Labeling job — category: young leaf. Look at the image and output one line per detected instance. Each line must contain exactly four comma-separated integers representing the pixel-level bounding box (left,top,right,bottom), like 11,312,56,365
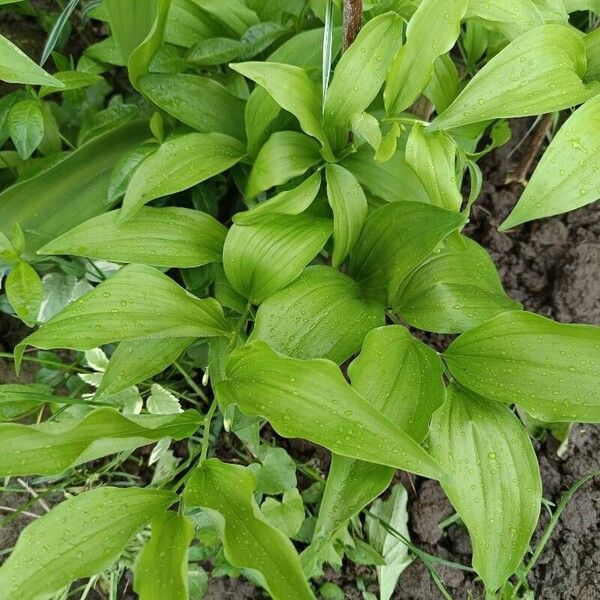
0,487,176,600
430,24,595,131
39,207,227,268
393,236,522,333
16,264,230,369
0,408,201,476
216,341,445,480
500,95,600,229
223,213,332,304
5,261,43,327
350,201,466,303
252,266,385,363
384,0,468,115
261,488,305,538
444,311,600,422
134,512,195,600
429,385,542,592
325,164,368,267
121,132,246,221
8,99,44,160
184,459,316,600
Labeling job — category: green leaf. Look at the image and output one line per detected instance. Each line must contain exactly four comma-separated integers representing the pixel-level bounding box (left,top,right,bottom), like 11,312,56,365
139,73,246,139
16,264,230,370
187,37,244,66
262,488,305,538
405,123,462,211
424,54,460,115
6,261,42,327
8,99,44,160
252,265,385,363
108,142,158,203
384,0,468,115
121,132,246,221
38,70,102,98
350,201,466,303
0,34,63,87
184,459,316,600
248,445,297,495
0,407,201,476
134,512,195,600
584,28,600,82
0,487,176,600
324,13,402,128
216,341,445,480
393,236,522,333
0,383,53,420
191,0,259,36
431,24,595,131
147,384,183,414
429,384,542,592
325,164,368,267
444,310,600,422
39,207,226,268
223,213,332,304
500,94,600,229
246,131,322,199
464,0,544,41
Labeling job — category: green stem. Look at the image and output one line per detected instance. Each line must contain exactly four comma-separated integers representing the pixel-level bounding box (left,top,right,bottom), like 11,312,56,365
199,399,218,464
0,352,86,373
173,361,210,405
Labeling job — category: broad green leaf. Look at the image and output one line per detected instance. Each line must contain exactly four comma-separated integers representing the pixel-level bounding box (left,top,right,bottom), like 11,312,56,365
0,487,176,600
584,27,600,82
325,164,368,267
223,213,332,304
0,120,149,260
6,261,42,327
38,273,92,323
252,266,385,363
39,207,226,268
246,131,322,199
97,338,194,398
405,123,462,211
187,37,244,65
324,13,402,128
429,384,541,592
563,0,600,10
0,383,53,420
393,236,522,333
465,0,544,40
134,512,195,600
350,201,466,303
38,70,102,98
165,0,225,48
121,132,246,221
8,99,44,160
108,142,158,203
234,171,322,225
184,459,315,600
0,34,63,87
431,25,595,131
261,488,305,538
190,0,259,36
139,73,245,139
424,54,460,114
0,407,201,476
444,311,600,422
500,95,600,229
216,341,445,480
350,112,382,154
16,264,230,369
384,0,468,115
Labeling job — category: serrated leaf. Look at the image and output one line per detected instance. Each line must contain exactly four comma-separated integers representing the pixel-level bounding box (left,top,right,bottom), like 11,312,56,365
444,310,600,422
0,487,176,600
184,459,315,600
429,384,542,592
85,347,109,372
39,207,226,268
147,383,183,414
6,261,43,327
8,99,44,160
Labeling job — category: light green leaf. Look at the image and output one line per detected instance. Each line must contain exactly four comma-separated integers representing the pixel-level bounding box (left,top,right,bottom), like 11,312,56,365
444,310,600,422
6,261,43,327
500,95,600,230
252,265,385,363
0,487,176,600
165,0,224,48
464,0,544,40
191,0,259,36
350,112,382,153
39,207,226,268
139,73,246,139
223,212,332,304
350,201,466,303
108,142,158,203
431,24,595,131
261,488,305,538
0,34,63,87
147,383,183,414
325,164,368,267
246,131,322,199
184,459,315,600
585,27,600,83
424,54,460,114
8,99,44,160
134,512,195,600
39,70,102,98
38,273,92,323
187,37,244,65
216,341,445,480
16,264,230,369
429,384,542,592
121,132,246,221
393,236,522,333
384,0,468,115
0,383,52,420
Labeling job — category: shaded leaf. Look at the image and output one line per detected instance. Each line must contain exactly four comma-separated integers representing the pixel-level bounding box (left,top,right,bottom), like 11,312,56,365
0,383,53,420
262,488,305,538
248,445,297,495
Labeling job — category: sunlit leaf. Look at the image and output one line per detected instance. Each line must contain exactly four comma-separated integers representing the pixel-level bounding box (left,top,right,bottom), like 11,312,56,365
0,34,63,86
8,99,44,160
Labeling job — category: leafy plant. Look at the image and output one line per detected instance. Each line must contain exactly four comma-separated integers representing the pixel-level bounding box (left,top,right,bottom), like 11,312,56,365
0,0,599,599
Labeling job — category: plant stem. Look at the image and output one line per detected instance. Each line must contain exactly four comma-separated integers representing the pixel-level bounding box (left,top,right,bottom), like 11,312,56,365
173,361,210,405
343,0,363,50
199,399,218,464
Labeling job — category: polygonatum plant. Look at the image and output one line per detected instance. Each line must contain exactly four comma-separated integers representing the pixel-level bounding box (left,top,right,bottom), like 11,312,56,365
0,0,599,598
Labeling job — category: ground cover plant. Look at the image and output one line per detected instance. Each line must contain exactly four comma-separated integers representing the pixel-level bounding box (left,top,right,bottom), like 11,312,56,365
0,0,600,598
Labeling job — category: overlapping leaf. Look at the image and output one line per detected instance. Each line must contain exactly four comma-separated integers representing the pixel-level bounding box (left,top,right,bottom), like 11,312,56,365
0,34,63,86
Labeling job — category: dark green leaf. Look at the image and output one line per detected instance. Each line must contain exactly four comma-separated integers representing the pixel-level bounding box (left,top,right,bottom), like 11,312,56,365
8,99,44,160
6,261,42,327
